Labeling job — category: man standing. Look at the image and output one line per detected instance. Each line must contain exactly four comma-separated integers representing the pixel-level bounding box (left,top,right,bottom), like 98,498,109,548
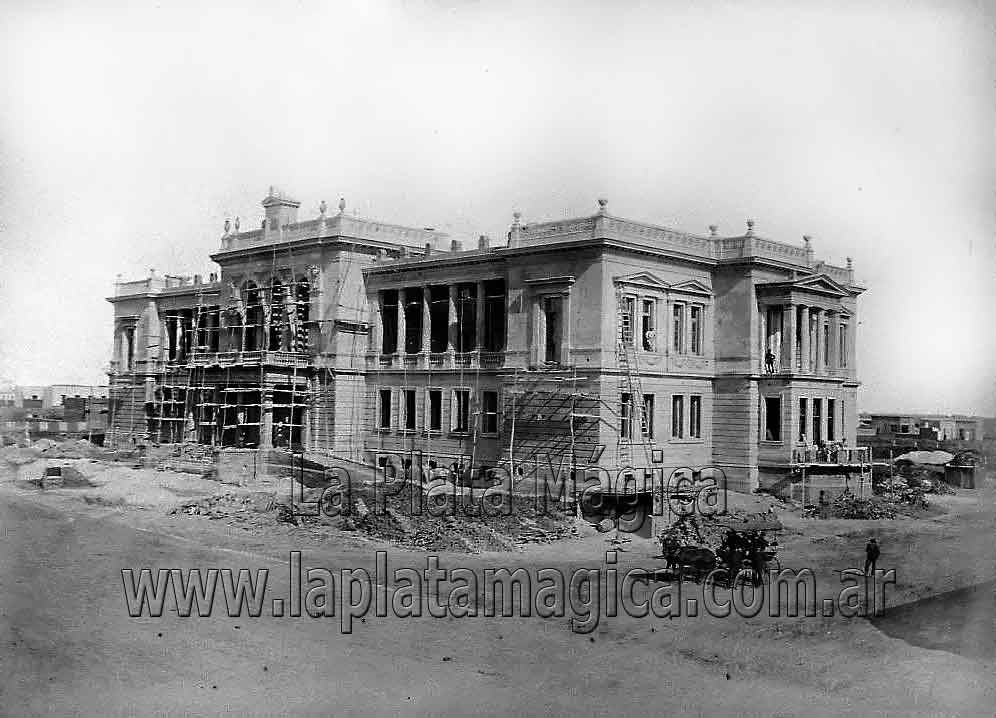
865,537,880,575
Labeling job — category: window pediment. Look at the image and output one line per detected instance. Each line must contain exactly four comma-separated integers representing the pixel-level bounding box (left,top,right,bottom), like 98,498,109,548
670,279,713,298
614,272,670,292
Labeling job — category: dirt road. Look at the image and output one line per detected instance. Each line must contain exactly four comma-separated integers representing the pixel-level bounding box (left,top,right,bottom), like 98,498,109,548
1,483,994,716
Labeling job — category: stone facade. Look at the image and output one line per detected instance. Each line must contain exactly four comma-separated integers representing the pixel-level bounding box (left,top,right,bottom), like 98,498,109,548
107,188,865,492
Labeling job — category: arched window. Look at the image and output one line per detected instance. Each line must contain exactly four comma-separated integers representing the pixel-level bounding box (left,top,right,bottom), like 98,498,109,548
294,276,310,352
269,278,286,351
243,282,262,351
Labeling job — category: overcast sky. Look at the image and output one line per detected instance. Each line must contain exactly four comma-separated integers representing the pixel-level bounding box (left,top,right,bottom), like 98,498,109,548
1,0,993,415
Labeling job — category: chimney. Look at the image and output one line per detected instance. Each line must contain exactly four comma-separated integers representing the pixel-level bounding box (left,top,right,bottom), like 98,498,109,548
193,274,202,285
261,186,301,233
803,236,814,267
708,224,718,237
478,234,489,250
508,211,522,248
424,242,433,256
745,219,755,237
451,239,463,252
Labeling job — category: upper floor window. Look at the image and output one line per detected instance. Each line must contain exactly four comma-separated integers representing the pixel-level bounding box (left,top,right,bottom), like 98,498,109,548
839,323,848,368
543,296,563,364
620,296,635,346
672,304,685,354
641,300,657,351
690,305,702,355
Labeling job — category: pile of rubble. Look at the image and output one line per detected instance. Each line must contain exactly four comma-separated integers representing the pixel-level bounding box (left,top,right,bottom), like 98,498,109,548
169,491,274,518
346,485,577,552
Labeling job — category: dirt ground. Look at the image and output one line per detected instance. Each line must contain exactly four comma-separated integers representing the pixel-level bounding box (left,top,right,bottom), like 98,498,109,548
2,440,995,716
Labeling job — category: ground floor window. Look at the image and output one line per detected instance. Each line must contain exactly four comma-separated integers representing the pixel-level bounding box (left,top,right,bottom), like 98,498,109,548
689,395,702,439
481,391,499,434
671,395,684,439
402,389,416,431
620,392,633,439
764,396,781,441
642,394,654,438
827,398,836,441
378,389,391,430
799,398,808,443
452,389,470,432
427,389,442,431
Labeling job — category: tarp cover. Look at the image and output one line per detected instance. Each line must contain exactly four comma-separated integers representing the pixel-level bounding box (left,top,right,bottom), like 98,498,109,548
893,450,955,466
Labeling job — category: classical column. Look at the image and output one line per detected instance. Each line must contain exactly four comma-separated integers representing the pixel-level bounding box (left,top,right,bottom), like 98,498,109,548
475,281,486,352
447,284,458,353
396,288,407,354
531,294,543,366
799,306,811,374
421,285,432,354
758,304,768,374
813,309,824,375
173,316,183,362
260,389,273,449
372,291,384,354
847,320,857,373
561,290,572,364
781,303,796,372
828,311,840,372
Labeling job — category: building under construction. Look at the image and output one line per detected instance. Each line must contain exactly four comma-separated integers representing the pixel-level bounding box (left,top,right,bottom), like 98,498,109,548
107,187,869,495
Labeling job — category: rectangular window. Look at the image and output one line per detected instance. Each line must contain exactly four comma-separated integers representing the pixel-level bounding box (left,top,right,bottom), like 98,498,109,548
641,299,656,351
620,392,633,440
827,399,836,441
823,324,830,367
402,389,416,431
428,389,442,432
482,391,499,434
799,398,808,442
381,290,398,354
543,296,563,364
378,389,391,430
671,395,684,439
690,305,702,355
621,296,635,346
453,389,470,433
764,397,781,441
672,304,685,354
813,398,823,444
839,324,848,367
689,395,702,439
641,394,654,438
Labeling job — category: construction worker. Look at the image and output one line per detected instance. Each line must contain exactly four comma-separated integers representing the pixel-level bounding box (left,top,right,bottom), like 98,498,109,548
864,538,880,575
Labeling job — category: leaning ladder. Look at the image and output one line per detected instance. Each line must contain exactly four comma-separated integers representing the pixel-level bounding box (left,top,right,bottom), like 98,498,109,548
615,288,652,469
